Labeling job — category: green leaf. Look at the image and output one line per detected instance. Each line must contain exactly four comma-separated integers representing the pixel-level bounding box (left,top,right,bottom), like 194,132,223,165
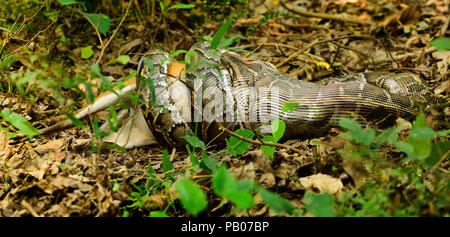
92,116,108,138
338,118,362,131
226,129,254,157
218,35,242,49
211,19,233,50
304,191,335,217
107,105,118,132
175,178,207,216
236,180,254,192
82,13,111,36
167,4,195,11
426,141,450,168
258,186,293,214
272,119,286,142
1,110,41,139
409,127,436,140
115,55,130,65
0,55,20,69
429,37,450,51
412,112,428,128
375,126,400,145
81,46,94,59
184,50,198,65
57,0,79,5
182,135,205,149
359,128,376,146
212,165,237,198
213,166,254,209
436,129,450,137
149,211,169,217
159,1,165,12
261,135,276,158
59,32,66,44
227,190,254,210
112,182,120,192
162,149,175,181
338,118,375,146
147,162,155,177
200,151,218,172
394,141,414,156
66,113,86,128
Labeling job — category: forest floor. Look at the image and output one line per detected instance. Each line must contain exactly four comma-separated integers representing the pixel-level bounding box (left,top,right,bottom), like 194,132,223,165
0,0,449,217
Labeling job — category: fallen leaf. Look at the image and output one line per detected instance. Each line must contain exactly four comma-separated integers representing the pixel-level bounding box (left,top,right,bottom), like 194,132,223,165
342,157,368,188
259,173,276,188
299,173,344,194
34,139,65,155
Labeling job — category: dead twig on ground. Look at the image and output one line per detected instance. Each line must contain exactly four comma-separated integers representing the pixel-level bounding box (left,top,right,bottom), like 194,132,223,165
441,14,450,37
279,21,328,30
276,35,373,68
362,47,436,66
280,1,373,26
216,122,303,155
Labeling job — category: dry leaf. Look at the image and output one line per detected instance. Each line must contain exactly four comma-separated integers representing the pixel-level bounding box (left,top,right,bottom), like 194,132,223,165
299,173,344,194
34,139,65,155
259,173,276,188
342,157,368,189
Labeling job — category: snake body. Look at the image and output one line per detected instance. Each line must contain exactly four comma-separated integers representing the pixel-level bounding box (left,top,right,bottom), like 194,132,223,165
137,42,431,148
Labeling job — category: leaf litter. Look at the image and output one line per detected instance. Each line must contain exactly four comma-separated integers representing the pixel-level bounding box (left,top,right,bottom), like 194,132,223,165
0,0,449,216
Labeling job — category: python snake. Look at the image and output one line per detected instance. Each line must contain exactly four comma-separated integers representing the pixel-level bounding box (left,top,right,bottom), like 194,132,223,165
135,41,431,148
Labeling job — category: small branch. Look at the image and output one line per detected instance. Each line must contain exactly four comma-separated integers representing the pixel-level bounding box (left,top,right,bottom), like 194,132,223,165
237,42,298,51
21,199,41,217
362,47,436,66
216,122,303,155
441,14,450,37
1,2,45,60
276,35,373,68
78,9,103,46
2,21,55,60
280,21,328,30
280,1,373,25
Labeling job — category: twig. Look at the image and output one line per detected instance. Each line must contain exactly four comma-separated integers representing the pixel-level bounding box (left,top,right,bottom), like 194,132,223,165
2,21,55,60
280,1,373,25
96,1,132,64
441,14,450,37
0,14,22,58
276,35,372,68
280,21,329,30
78,9,103,46
362,47,436,66
330,41,369,58
216,122,303,155
20,199,41,217
0,1,45,60
238,42,298,51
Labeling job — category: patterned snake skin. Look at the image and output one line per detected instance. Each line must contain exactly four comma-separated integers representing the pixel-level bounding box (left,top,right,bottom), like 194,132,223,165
136,42,431,148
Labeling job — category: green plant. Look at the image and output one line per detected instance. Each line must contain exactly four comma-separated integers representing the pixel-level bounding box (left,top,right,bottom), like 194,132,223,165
429,37,450,51
331,113,449,216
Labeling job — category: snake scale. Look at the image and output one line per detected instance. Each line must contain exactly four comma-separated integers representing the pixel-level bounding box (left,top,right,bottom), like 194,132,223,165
136,42,431,148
